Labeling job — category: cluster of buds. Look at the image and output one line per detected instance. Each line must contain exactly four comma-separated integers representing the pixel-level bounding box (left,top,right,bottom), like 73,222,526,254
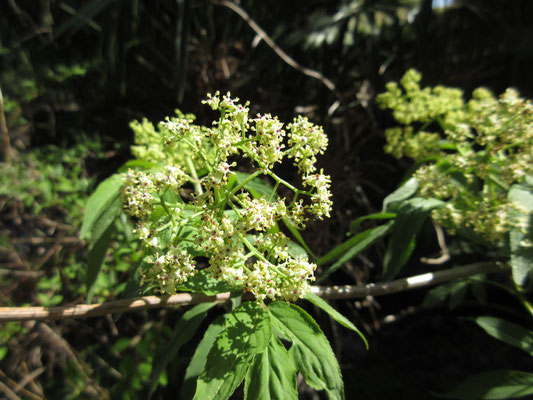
121,92,333,301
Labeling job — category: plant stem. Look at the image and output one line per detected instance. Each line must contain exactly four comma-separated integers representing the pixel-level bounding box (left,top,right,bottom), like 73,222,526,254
185,156,203,194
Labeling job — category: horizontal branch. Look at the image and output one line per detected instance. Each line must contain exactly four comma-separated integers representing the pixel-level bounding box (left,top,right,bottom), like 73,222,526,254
311,262,508,299
0,262,508,322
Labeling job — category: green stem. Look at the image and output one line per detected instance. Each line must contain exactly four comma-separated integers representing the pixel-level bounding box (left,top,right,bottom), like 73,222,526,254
268,181,280,202
159,195,175,224
186,156,203,195
239,233,268,263
183,138,212,172
230,169,263,195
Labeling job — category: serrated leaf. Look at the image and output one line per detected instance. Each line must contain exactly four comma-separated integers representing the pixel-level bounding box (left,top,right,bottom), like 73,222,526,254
438,370,533,399
382,177,419,212
317,222,392,283
383,198,444,280
475,317,533,356
244,334,298,400
305,292,368,349
193,302,271,400
181,315,226,399
149,302,217,397
80,174,122,240
268,301,344,400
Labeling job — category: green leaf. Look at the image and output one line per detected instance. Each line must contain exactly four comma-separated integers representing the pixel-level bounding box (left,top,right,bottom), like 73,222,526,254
181,315,226,400
176,269,237,295
80,174,122,240
438,370,533,399
316,223,392,265
508,182,533,287
423,280,468,309
382,198,444,280
86,224,114,303
282,218,317,260
117,159,161,172
305,292,368,349
89,193,122,247
268,301,344,400
349,212,397,235
244,335,298,400
382,177,419,212
233,171,277,199
475,317,533,356
194,302,271,400
149,302,217,397
317,222,393,283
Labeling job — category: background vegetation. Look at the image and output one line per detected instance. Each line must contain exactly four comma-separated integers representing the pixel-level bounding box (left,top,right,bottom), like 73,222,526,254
1,0,532,398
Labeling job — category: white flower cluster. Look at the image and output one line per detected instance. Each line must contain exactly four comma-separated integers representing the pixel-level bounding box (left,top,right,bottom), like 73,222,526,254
121,92,333,301
143,246,197,293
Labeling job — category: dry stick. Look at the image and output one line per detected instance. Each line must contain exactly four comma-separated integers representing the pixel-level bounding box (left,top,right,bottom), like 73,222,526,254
312,262,508,300
0,262,508,322
0,84,12,163
212,0,342,108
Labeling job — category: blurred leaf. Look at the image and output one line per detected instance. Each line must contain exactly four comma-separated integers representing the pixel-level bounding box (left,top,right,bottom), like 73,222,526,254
118,159,162,172
508,181,533,287
423,280,468,309
475,317,533,356
382,178,419,212
438,370,533,399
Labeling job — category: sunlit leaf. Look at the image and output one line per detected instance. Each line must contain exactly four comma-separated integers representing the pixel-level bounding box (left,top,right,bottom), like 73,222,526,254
269,301,344,400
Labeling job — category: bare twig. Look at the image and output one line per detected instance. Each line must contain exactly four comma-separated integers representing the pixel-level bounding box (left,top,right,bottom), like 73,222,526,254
36,323,108,399
0,262,508,322
312,262,507,300
0,369,43,400
421,223,450,264
0,379,21,400
212,0,342,112
0,85,12,163
10,237,82,245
